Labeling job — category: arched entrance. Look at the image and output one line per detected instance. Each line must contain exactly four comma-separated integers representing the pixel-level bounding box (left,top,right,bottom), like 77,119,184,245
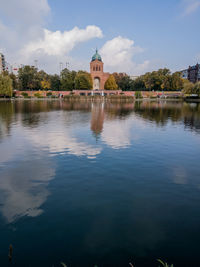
94,77,100,90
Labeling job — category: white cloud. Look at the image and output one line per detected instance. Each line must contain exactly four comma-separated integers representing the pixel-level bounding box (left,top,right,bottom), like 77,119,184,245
0,0,103,72
100,36,149,75
0,0,149,74
181,0,200,16
23,26,103,57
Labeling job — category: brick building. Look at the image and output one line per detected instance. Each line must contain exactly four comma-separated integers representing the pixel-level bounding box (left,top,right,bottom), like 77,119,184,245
90,49,110,90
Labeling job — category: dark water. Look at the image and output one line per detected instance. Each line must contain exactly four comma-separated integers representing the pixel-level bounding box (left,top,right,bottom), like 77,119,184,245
0,100,200,267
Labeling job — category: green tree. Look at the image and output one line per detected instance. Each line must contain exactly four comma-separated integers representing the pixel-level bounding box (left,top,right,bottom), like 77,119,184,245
170,72,184,91
18,65,40,90
75,71,92,90
194,82,200,96
119,76,134,91
182,80,195,94
132,77,146,91
60,68,77,91
50,74,61,91
2,71,19,90
9,73,19,90
104,75,118,90
0,74,13,97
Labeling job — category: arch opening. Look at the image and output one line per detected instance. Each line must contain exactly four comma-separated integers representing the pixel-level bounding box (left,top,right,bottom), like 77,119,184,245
94,77,100,90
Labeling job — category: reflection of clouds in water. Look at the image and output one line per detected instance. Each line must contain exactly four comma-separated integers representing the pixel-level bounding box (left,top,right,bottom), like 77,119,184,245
173,166,188,185
23,112,102,158
27,130,101,158
102,116,142,149
0,127,31,165
0,160,55,223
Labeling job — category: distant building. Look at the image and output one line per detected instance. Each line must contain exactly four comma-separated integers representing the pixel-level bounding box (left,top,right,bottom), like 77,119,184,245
90,49,110,90
180,64,200,83
188,64,200,83
130,75,139,81
180,69,188,79
0,53,6,73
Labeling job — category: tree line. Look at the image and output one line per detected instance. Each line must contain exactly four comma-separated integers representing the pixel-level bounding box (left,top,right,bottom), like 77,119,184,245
0,65,199,97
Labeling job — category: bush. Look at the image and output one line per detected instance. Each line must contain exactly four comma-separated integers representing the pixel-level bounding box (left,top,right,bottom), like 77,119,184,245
21,92,28,98
135,91,143,99
34,92,42,98
46,92,52,97
194,82,200,96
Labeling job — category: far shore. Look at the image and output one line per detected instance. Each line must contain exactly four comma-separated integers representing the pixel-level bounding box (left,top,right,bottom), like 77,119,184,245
1,96,200,102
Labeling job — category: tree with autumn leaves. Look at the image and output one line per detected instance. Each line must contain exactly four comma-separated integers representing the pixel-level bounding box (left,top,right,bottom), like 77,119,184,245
104,75,118,90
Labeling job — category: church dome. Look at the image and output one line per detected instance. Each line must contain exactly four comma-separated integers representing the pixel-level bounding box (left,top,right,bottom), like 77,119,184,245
92,49,102,62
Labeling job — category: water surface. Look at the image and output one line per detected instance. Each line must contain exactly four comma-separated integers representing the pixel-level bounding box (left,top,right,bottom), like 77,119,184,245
0,100,200,266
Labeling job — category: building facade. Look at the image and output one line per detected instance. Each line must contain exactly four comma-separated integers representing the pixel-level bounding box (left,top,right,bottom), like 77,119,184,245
180,64,200,83
90,50,110,90
188,64,200,83
0,53,6,73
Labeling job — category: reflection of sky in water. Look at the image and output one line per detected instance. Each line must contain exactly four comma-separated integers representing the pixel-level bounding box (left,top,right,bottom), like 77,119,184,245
0,101,200,267
0,159,55,223
0,105,147,223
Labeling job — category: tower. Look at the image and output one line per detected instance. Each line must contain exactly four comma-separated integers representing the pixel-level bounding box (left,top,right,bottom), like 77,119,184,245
90,49,109,90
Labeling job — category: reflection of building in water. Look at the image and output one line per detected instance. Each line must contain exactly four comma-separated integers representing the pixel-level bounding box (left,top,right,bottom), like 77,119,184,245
90,102,105,137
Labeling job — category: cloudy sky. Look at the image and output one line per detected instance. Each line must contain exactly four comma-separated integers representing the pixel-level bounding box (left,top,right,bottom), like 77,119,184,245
0,0,200,74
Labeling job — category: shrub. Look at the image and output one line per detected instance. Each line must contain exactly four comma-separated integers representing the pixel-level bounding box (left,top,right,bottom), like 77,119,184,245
21,92,28,98
135,91,143,99
34,92,42,98
46,92,52,97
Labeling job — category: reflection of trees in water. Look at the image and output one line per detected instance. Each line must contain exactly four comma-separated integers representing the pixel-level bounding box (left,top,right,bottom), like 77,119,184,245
182,102,200,133
0,101,14,139
134,101,183,125
1,100,200,137
104,102,134,120
134,101,200,133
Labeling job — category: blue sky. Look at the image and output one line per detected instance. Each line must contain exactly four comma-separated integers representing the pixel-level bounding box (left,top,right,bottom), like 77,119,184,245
0,0,200,74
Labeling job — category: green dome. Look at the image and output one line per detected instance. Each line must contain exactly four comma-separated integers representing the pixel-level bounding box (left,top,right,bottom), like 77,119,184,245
92,49,102,62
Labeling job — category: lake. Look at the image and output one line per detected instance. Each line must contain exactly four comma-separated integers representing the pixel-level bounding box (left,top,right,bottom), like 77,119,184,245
0,99,200,267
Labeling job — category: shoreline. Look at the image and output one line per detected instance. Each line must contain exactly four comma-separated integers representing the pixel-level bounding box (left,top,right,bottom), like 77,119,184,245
1,97,200,102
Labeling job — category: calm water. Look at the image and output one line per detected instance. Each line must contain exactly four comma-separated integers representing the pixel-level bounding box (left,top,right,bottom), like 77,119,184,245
0,100,200,267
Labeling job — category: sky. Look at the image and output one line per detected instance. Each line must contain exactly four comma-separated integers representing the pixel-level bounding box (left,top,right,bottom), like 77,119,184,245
0,0,200,75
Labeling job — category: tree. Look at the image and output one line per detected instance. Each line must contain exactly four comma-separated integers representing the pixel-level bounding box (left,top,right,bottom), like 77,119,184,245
117,76,134,91
2,71,19,90
132,77,146,91
60,68,77,91
18,65,40,90
182,80,195,94
75,71,92,90
104,75,118,90
0,74,13,97
112,72,127,84
9,73,19,90
41,80,50,90
170,72,184,91
50,74,61,91
194,82,200,96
